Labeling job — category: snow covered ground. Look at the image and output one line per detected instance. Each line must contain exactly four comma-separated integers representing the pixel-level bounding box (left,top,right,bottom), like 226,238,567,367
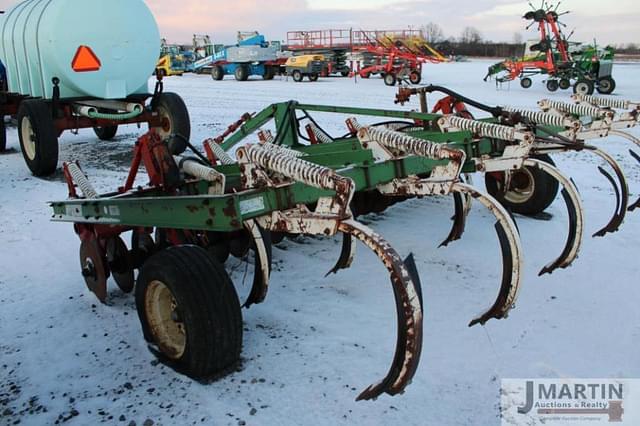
1,60,639,426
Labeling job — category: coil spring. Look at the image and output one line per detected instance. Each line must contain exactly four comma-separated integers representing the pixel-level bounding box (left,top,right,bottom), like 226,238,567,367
447,116,516,141
541,100,606,119
258,142,305,158
364,126,459,160
257,130,275,144
245,144,339,191
176,157,222,182
504,107,569,128
574,94,630,110
307,122,334,144
205,139,236,165
67,163,98,199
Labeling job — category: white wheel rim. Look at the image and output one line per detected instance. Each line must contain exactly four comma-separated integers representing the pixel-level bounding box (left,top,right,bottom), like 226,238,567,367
21,116,37,160
145,280,186,359
502,168,536,204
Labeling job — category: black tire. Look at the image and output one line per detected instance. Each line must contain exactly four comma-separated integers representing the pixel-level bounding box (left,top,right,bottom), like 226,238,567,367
485,154,559,216
292,70,303,82
0,116,6,152
384,73,397,86
520,77,533,89
596,76,616,95
211,66,224,81
136,245,242,379
340,70,350,77
559,78,571,90
17,99,58,176
409,71,422,85
151,92,191,142
262,67,275,80
234,65,249,82
93,126,118,141
308,73,319,82
573,79,595,95
546,80,559,92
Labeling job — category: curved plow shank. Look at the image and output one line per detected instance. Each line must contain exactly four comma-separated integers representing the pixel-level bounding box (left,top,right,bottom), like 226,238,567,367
440,192,467,247
523,160,585,276
452,183,523,327
589,148,629,237
337,220,423,401
607,130,640,212
326,233,357,276
243,220,273,308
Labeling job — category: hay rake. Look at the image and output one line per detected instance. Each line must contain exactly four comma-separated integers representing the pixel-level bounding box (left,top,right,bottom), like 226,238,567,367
50,87,636,400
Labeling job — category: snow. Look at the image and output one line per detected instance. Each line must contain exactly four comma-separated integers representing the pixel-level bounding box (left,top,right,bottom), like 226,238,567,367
1,60,639,426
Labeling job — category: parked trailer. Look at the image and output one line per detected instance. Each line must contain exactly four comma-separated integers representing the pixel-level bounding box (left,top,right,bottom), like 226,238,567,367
0,0,191,176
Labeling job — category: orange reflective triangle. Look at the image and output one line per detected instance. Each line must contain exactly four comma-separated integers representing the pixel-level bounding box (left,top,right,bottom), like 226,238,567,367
72,46,101,72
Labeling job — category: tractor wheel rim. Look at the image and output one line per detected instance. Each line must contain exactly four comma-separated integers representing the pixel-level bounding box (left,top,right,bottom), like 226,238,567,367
21,116,36,160
145,280,186,359
577,83,589,95
503,169,535,204
599,81,611,92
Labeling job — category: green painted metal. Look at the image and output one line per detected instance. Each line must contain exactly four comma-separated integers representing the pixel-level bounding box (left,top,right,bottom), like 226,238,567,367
50,101,513,231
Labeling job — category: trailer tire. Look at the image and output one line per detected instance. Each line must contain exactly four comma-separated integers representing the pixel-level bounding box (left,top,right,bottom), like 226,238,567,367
384,73,397,86
136,245,242,379
520,77,533,89
485,154,559,216
308,73,319,82
596,77,616,95
17,99,58,176
93,126,118,141
234,65,249,82
573,79,595,95
292,70,304,82
409,71,422,85
211,66,224,81
151,92,191,142
262,67,275,80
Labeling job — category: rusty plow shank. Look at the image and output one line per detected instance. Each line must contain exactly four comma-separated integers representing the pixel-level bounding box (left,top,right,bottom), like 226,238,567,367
336,220,423,401
242,219,273,308
451,183,523,327
521,159,585,275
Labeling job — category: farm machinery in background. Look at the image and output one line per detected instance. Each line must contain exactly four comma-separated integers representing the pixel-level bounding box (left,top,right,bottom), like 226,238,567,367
0,0,191,176
52,78,638,400
156,39,187,77
285,28,448,85
484,2,616,95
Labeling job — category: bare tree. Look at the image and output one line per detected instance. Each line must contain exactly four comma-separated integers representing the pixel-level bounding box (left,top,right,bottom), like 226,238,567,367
513,32,523,45
460,27,482,44
421,22,444,44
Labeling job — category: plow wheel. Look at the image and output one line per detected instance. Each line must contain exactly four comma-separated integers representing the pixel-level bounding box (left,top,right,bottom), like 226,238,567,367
79,238,108,302
485,154,559,216
106,236,135,293
409,71,422,85
559,78,571,90
596,77,616,95
136,245,242,378
546,80,559,92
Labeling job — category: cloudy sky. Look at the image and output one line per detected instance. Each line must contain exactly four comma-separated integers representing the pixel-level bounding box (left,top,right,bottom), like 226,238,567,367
1,0,638,45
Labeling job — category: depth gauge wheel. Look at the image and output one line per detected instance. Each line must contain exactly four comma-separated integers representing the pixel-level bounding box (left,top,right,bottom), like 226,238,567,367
150,92,191,142
485,154,559,216
135,245,242,378
17,99,58,176
409,71,422,85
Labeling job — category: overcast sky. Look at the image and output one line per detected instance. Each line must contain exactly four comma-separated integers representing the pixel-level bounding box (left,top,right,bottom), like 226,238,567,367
1,0,638,45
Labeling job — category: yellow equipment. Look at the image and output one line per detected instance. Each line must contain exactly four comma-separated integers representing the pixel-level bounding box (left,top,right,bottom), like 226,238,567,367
285,55,327,82
155,39,186,77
